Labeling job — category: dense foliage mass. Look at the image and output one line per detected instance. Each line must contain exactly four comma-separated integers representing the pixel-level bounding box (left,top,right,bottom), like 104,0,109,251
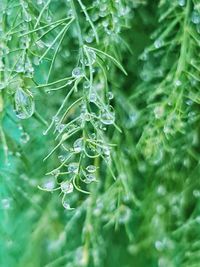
0,0,200,266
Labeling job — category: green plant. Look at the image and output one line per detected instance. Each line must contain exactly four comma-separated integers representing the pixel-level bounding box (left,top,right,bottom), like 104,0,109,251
0,0,200,267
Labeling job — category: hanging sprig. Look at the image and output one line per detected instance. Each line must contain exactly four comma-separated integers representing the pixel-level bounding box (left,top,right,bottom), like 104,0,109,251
37,0,133,208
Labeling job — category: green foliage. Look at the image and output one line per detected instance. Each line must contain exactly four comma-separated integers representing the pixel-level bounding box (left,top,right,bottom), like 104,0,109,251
0,0,200,266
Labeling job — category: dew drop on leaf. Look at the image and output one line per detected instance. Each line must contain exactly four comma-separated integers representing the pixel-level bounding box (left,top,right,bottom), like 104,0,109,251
108,92,114,100
20,132,30,144
60,181,74,194
43,180,55,191
86,165,96,173
73,138,84,153
85,49,96,66
178,0,185,6
119,206,131,224
154,106,164,119
89,92,97,103
62,201,73,210
1,198,11,210
84,174,96,184
37,0,43,5
174,80,182,87
56,124,65,133
154,39,164,49
68,162,79,174
14,88,34,119
72,67,84,78
85,35,94,43
101,111,115,125
193,189,200,198
191,10,200,24
83,81,90,89
58,155,66,162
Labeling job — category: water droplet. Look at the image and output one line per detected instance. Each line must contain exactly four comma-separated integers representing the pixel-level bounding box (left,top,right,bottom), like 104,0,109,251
53,116,59,123
73,138,84,153
186,99,193,106
91,13,99,22
85,35,94,43
20,0,28,8
60,181,73,194
103,146,110,157
196,216,200,224
126,112,139,128
72,67,84,78
83,81,90,89
15,152,21,158
178,0,185,6
163,124,172,135
85,49,96,66
20,132,30,144
15,63,25,73
84,173,96,184
86,165,96,173
90,133,96,140
75,247,87,266
81,111,91,122
56,123,65,133
139,50,148,61
1,198,11,209
154,106,164,119
58,155,66,162
89,92,97,103
37,0,43,4
119,206,131,224
151,149,163,165
191,10,200,24
157,185,166,196
174,80,182,87
196,24,200,34
33,57,40,65
101,110,115,125
24,13,32,22
155,240,164,251
108,91,114,100
62,200,73,210
193,189,200,198
154,39,164,49
43,180,55,191
68,162,79,174
14,88,34,119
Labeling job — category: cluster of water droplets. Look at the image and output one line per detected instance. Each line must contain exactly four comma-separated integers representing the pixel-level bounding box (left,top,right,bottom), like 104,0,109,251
77,0,133,41
82,164,96,184
28,0,127,208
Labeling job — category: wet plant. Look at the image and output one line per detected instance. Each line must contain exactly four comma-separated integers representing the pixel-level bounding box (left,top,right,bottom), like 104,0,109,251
0,0,200,267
